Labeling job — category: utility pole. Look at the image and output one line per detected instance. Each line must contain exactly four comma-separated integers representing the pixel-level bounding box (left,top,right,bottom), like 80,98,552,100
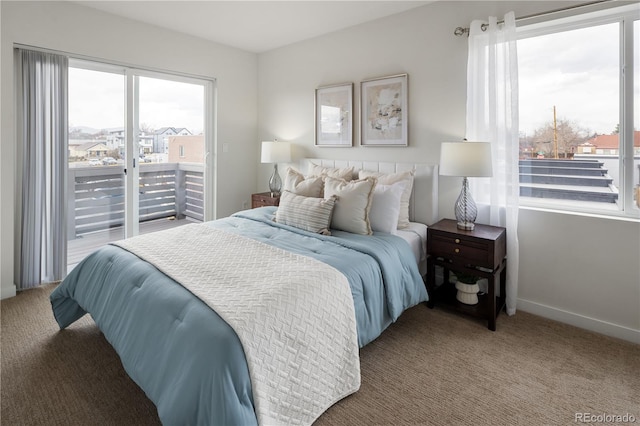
553,105,558,159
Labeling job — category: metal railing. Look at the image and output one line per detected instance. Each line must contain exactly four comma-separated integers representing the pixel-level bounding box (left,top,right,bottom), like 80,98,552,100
67,162,204,239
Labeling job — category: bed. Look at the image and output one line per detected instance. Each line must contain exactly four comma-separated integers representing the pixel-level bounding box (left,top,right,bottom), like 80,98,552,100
50,159,439,426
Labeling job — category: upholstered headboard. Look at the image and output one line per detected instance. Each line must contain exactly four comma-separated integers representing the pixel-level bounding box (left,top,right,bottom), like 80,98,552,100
298,159,439,226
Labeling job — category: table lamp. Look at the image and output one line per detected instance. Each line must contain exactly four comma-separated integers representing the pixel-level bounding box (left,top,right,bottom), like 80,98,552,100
261,140,291,196
439,141,493,230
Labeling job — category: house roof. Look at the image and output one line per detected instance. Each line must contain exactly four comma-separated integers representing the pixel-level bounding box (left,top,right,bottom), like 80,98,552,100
76,141,108,151
155,127,192,135
584,131,640,149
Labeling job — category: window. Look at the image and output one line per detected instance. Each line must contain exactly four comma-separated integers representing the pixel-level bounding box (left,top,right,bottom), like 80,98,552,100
517,5,639,218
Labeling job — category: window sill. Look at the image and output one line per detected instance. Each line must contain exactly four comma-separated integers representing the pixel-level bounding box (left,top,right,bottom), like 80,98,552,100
519,198,640,223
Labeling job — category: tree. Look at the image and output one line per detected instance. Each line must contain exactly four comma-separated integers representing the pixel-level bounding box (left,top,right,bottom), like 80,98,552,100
529,119,590,157
612,123,619,134
140,122,155,134
107,149,121,160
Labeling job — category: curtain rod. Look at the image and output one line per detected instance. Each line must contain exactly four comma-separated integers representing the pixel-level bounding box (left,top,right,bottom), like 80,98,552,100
453,0,612,36
13,42,217,83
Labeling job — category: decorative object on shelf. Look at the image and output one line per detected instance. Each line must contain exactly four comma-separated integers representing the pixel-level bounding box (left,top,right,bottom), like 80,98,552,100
439,141,493,230
360,74,408,146
261,140,291,197
452,271,480,305
315,83,353,147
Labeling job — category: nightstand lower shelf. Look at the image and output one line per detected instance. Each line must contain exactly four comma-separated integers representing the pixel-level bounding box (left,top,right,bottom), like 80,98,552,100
427,256,507,331
429,272,506,321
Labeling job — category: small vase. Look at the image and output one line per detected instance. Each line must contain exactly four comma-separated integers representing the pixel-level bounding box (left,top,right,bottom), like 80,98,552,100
455,281,479,305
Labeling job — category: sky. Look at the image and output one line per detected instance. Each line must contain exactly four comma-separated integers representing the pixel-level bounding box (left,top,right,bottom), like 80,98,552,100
68,69,205,135
518,20,638,137
69,20,638,139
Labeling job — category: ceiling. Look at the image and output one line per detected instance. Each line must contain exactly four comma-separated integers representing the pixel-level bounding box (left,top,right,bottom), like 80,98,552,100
75,1,431,53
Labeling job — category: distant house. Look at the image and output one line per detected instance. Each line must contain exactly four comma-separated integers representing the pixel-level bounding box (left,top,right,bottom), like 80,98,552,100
576,141,597,154
153,127,192,154
167,135,204,163
580,131,640,155
106,128,125,152
139,134,154,155
68,141,109,159
105,127,166,156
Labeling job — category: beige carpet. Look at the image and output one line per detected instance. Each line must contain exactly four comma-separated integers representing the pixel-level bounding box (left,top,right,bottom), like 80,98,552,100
1,284,638,425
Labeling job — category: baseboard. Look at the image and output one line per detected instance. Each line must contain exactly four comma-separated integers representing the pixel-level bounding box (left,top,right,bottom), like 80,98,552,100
518,298,640,344
1,283,17,300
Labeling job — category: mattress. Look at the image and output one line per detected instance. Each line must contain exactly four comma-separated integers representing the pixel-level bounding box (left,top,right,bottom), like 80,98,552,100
396,222,427,264
396,222,428,275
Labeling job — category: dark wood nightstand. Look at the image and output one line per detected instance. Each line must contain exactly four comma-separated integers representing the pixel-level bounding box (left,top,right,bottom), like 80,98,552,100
251,192,280,208
426,219,507,331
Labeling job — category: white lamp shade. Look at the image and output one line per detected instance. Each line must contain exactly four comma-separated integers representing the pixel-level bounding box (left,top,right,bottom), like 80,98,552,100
261,141,291,163
439,142,493,177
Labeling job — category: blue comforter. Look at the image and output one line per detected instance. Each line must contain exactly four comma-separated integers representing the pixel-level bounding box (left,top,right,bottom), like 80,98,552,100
50,207,427,425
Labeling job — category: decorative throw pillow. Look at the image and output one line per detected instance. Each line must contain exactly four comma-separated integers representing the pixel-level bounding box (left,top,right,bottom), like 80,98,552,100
283,168,324,198
275,191,336,235
369,181,405,234
359,169,414,229
308,163,355,181
323,176,377,235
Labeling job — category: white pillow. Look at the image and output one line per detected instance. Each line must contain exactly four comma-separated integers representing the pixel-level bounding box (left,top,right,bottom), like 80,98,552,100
359,169,414,229
283,168,323,198
369,181,405,234
324,176,377,235
308,163,355,181
275,191,336,235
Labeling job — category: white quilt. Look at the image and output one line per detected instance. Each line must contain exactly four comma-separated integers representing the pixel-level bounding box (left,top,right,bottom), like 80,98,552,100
113,224,361,425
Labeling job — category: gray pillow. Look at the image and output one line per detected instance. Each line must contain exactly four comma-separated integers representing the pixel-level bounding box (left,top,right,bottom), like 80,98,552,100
275,191,336,235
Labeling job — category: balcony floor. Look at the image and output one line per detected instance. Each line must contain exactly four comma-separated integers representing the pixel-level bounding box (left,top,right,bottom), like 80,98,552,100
67,216,199,273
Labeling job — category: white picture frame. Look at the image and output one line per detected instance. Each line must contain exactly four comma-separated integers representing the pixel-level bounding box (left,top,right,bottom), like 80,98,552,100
315,83,353,147
360,74,408,147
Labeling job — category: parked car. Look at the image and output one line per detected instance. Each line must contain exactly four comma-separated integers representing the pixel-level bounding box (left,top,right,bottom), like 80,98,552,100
88,158,101,166
102,157,117,165
140,156,152,163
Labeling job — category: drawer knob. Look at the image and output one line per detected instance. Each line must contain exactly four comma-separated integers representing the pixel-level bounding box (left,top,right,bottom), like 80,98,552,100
455,238,460,243
454,248,460,253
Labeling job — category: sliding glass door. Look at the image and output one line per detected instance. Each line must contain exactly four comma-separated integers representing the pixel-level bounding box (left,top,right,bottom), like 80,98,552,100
67,65,126,269
136,75,206,236
67,61,213,271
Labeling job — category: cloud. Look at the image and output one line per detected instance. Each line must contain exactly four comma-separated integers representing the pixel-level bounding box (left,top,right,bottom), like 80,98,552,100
518,22,620,135
69,68,205,134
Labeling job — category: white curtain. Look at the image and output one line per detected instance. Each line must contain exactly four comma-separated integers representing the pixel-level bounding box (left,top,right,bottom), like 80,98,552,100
18,49,68,289
465,12,520,315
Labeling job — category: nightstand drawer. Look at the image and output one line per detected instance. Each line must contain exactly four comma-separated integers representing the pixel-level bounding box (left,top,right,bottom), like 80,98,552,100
428,225,504,270
251,192,280,208
430,238,490,265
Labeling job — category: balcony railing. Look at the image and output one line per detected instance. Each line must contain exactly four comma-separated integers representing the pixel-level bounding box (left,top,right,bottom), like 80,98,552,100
67,162,204,239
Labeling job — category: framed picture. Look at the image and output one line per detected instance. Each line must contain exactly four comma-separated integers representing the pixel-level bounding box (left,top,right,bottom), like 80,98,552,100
315,83,353,147
360,74,408,146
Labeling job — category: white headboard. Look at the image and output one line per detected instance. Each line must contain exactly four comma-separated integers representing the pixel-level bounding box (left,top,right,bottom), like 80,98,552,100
298,158,439,226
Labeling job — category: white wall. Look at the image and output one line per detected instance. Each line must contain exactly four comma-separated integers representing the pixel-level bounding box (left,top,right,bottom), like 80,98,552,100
257,1,640,342
0,1,259,298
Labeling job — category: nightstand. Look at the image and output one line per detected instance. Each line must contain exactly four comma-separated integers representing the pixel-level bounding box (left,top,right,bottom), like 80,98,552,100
251,192,280,208
426,219,507,331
